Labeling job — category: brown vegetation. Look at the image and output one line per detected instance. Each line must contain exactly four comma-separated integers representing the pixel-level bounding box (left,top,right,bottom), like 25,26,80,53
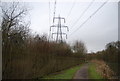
91,60,115,79
1,2,119,80
87,41,120,79
1,2,87,79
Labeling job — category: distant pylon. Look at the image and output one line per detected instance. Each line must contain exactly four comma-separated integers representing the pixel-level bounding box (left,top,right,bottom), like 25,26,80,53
50,15,69,43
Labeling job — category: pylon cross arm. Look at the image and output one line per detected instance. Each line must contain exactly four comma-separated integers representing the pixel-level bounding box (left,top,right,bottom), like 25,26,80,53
52,33,67,39
53,17,65,23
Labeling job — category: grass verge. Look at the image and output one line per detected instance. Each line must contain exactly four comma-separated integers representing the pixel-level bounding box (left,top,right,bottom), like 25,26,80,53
42,64,82,79
88,63,103,79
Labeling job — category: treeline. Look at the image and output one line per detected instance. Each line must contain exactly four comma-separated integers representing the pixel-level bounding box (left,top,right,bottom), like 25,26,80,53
1,2,87,79
86,41,120,78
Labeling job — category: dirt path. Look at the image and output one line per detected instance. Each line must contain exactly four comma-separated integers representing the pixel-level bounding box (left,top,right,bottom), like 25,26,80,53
73,63,89,79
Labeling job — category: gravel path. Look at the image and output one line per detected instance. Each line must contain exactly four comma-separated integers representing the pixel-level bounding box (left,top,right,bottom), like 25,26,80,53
73,63,89,79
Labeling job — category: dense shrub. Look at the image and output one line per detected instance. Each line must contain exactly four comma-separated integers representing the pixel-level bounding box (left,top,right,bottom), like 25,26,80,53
86,41,120,78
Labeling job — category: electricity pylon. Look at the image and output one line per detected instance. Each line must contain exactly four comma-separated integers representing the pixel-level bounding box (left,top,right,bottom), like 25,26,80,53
50,15,69,43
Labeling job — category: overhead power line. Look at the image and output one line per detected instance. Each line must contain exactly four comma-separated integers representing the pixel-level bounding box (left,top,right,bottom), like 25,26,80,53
68,0,109,37
66,0,76,20
70,0,95,29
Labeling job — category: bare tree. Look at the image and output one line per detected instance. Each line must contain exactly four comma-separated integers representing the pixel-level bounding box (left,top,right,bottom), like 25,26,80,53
1,2,29,78
73,40,87,54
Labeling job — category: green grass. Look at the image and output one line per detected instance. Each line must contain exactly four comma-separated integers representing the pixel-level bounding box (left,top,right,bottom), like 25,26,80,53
43,64,82,79
88,63,103,79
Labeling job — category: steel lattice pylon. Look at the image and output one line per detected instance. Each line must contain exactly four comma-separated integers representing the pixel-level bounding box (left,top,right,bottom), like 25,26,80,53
50,15,69,43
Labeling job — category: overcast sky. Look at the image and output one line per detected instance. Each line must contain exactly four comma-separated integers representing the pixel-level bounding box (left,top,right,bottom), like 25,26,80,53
1,0,119,53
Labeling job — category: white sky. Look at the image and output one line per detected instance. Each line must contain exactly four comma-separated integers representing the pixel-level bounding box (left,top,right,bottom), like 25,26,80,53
1,0,119,53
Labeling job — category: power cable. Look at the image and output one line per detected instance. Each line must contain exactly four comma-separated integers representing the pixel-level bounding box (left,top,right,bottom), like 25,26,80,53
70,0,95,29
68,0,109,38
66,0,76,20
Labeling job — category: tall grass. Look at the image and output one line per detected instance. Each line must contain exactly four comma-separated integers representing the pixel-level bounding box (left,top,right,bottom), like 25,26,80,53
88,63,103,79
91,60,115,79
86,41,120,79
3,36,86,79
